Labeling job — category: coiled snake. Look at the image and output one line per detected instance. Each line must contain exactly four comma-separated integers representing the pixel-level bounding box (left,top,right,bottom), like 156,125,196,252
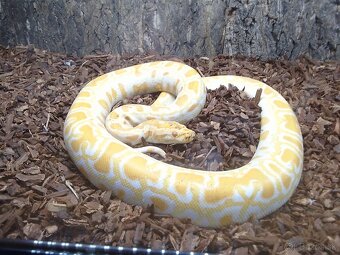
64,61,303,227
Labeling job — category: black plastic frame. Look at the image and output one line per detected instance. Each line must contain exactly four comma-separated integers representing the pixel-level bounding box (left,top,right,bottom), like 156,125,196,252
0,239,214,255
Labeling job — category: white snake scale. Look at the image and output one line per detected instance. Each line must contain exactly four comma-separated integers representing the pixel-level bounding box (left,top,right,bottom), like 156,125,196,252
64,61,303,227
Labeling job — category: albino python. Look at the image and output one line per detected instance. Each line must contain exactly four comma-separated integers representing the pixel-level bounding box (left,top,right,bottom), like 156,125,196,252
64,61,303,227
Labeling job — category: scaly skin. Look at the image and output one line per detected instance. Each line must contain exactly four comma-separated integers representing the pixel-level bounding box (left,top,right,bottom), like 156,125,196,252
64,61,303,227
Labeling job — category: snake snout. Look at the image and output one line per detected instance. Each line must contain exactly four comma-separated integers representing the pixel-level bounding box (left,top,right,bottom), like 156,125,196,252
183,129,195,143
170,127,195,144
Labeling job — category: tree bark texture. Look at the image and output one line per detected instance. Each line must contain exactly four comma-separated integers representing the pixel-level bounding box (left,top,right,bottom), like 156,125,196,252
0,0,338,60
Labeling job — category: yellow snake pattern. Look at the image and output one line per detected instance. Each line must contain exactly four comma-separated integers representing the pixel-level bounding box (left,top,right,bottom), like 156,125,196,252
64,61,303,227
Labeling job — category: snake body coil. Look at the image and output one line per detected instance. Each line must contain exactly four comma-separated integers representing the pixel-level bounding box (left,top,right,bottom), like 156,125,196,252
64,61,303,227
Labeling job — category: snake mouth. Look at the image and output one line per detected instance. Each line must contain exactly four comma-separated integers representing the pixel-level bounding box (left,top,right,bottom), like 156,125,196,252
145,129,196,144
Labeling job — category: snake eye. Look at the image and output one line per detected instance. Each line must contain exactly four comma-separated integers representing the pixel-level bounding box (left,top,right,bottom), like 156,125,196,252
172,131,178,137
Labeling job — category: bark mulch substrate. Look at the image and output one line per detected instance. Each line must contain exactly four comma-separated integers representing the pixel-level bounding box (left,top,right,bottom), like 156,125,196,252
0,45,339,254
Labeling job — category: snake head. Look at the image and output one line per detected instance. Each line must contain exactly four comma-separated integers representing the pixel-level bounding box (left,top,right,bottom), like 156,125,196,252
140,120,195,144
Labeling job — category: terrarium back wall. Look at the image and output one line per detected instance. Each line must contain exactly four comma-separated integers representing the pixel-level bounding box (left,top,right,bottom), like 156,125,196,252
0,0,338,60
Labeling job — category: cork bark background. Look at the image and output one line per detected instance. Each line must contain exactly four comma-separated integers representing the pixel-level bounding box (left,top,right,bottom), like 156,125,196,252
0,0,339,60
